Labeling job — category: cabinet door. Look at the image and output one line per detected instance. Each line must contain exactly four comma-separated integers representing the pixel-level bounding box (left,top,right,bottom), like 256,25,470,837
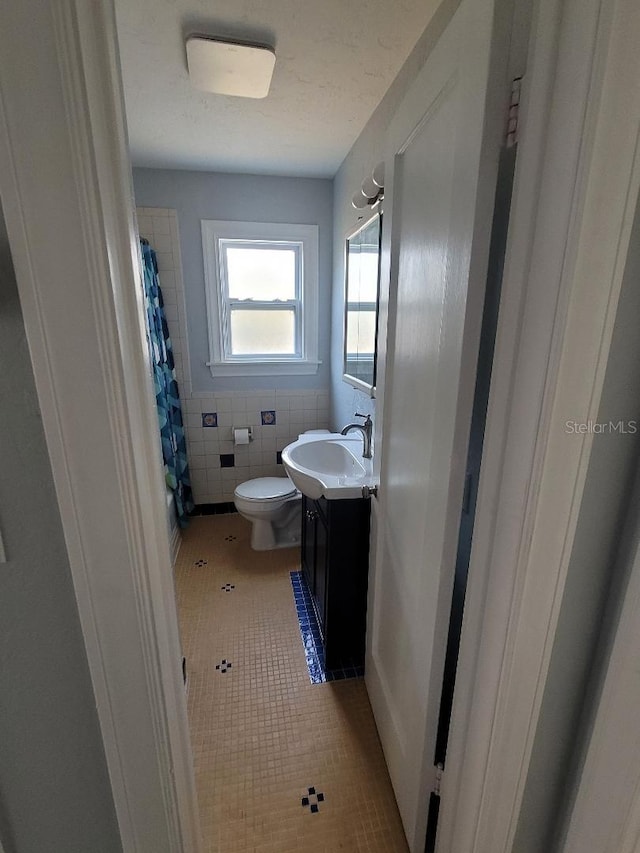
314,506,328,631
301,496,315,594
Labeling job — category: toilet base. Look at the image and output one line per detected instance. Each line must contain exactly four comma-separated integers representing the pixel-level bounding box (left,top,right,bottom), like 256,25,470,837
249,517,301,551
234,478,301,552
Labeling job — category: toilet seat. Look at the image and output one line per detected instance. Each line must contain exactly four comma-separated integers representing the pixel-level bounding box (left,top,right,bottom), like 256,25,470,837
234,477,297,502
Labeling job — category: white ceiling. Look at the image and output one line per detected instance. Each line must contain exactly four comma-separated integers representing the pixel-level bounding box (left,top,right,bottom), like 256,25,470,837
115,0,439,178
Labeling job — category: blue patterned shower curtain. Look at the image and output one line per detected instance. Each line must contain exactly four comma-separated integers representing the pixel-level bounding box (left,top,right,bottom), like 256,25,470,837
140,239,194,526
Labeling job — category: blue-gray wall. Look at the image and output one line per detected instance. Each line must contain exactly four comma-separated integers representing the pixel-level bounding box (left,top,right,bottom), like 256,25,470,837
133,168,333,393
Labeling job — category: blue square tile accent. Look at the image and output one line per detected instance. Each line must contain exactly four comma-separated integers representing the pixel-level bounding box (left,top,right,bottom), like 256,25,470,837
220,453,235,468
276,450,283,464
290,571,365,684
261,410,276,425
202,412,218,428
290,571,325,683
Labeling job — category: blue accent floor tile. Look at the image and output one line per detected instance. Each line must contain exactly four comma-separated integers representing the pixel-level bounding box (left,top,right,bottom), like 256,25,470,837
290,571,364,684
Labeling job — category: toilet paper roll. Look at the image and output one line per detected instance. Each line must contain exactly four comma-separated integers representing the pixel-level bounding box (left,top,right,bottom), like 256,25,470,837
233,427,250,445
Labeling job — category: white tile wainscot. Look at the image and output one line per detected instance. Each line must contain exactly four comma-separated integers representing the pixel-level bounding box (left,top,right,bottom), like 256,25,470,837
185,390,330,502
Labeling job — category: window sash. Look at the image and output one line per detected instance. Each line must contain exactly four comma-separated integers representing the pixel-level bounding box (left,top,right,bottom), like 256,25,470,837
201,220,319,377
218,239,303,360
228,305,298,359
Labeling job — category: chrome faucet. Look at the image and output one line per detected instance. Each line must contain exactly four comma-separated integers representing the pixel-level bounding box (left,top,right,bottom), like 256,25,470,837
340,412,373,459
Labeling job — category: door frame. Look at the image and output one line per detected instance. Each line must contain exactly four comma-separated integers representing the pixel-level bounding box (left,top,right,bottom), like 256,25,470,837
0,2,201,851
433,0,640,849
0,1,638,853
559,478,640,853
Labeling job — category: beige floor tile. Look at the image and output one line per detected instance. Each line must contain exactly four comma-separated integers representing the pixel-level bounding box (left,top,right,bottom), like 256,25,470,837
175,514,408,853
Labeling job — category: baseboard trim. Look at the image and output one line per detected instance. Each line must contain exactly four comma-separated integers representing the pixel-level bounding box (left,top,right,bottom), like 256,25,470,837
190,502,238,516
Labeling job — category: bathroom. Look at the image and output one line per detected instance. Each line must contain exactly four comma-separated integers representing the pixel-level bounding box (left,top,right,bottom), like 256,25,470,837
128,15,401,849
133,172,335,529
4,0,640,852
123,0,454,847
121,0,521,844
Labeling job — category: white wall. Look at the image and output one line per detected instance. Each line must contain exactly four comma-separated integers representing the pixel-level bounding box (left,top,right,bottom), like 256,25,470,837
0,209,122,853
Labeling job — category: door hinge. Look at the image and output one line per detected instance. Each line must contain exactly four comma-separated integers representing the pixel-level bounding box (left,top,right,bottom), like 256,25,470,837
506,75,523,148
433,762,444,797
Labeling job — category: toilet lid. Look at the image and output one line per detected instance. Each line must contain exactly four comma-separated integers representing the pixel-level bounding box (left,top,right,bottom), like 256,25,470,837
235,477,297,501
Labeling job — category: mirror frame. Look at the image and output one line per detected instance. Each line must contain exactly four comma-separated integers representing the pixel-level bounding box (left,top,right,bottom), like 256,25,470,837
342,208,382,396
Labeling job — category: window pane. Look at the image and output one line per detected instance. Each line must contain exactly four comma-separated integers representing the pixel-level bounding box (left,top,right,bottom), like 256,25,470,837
347,248,379,303
226,246,297,300
230,309,296,355
359,217,380,302
346,309,376,356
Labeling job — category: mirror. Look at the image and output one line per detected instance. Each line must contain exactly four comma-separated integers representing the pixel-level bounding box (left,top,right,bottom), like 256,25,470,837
343,210,382,395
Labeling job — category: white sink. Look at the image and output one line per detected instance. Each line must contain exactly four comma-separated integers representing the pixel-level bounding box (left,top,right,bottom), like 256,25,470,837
281,433,378,500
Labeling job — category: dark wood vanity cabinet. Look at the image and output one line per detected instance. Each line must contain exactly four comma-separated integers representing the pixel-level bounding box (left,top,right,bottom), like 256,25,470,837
300,494,371,670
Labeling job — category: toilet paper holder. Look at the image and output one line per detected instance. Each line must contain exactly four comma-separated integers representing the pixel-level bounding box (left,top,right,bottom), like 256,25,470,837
233,426,253,445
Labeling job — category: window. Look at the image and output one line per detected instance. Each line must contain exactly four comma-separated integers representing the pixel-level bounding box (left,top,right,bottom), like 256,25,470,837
202,220,320,376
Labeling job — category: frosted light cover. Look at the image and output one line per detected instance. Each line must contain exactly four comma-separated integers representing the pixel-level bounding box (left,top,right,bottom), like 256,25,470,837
186,36,276,99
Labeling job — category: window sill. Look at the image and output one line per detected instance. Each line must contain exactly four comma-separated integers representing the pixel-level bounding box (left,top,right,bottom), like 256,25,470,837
207,360,321,377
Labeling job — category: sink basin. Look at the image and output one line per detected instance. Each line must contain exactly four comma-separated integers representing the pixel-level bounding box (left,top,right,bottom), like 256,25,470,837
281,433,378,500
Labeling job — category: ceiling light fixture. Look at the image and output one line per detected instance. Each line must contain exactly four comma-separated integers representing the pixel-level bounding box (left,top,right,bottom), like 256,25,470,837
186,35,276,99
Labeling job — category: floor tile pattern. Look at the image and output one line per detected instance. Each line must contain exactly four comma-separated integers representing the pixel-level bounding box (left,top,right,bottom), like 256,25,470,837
301,786,325,813
175,514,409,853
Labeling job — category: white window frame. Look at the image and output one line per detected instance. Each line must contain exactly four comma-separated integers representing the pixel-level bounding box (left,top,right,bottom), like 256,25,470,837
202,220,320,376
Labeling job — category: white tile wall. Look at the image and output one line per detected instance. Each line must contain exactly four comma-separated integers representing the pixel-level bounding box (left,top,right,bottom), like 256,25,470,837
137,207,192,397
137,207,330,505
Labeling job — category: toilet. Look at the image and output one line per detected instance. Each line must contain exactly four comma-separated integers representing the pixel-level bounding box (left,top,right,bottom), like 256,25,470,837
234,476,301,551
234,429,329,551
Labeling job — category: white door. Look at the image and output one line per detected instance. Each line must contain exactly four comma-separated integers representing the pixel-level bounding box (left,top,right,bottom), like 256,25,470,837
366,0,510,849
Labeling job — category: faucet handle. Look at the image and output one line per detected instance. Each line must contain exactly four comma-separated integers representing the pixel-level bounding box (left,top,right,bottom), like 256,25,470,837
354,412,371,421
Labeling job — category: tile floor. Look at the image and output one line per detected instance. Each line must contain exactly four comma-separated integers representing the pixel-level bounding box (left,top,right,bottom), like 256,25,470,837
175,513,409,853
